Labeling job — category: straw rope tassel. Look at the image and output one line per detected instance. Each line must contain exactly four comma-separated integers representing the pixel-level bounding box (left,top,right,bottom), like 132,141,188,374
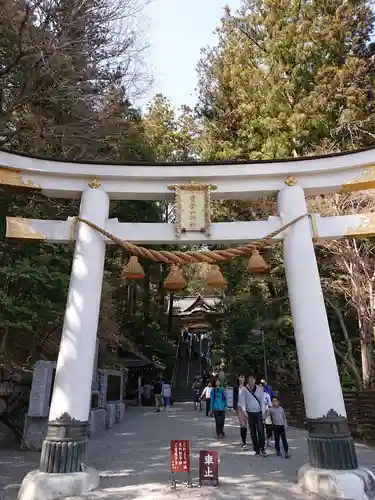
121,256,145,280
205,265,227,290
164,265,187,291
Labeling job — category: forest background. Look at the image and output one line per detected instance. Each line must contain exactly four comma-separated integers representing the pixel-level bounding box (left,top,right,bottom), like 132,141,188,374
1,0,375,393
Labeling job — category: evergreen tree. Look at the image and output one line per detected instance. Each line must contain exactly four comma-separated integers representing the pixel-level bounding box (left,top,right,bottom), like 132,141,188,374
197,0,375,160
143,93,198,161
194,0,375,387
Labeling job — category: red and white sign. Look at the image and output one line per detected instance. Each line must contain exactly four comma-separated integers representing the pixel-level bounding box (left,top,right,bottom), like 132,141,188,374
170,440,190,473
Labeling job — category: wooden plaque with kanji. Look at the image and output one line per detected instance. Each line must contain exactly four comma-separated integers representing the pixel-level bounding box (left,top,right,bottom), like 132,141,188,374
170,440,191,473
199,450,219,486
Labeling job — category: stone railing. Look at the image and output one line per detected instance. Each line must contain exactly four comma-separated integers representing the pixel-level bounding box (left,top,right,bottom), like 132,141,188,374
280,386,375,444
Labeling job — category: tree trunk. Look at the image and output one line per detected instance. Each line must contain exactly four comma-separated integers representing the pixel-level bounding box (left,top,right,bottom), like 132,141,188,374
361,339,373,388
0,329,8,355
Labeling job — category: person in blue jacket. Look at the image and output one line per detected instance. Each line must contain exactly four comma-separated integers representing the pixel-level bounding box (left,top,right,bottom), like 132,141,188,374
210,378,228,439
261,379,275,398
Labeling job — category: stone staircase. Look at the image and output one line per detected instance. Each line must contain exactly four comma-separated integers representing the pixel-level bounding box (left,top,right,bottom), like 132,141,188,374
172,355,201,402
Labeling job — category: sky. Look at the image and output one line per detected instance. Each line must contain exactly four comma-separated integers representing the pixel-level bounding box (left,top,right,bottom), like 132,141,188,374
142,0,243,110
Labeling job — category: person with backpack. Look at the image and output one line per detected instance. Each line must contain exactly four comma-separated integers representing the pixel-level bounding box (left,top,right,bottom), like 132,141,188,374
210,378,228,439
244,374,266,456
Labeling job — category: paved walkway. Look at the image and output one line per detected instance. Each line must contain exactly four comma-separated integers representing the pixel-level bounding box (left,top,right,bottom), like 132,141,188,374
2,403,375,500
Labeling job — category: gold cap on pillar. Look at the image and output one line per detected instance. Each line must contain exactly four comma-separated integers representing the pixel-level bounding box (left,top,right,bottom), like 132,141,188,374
121,256,145,280
164,265,187,291
248,249,268,274
205,265,227,290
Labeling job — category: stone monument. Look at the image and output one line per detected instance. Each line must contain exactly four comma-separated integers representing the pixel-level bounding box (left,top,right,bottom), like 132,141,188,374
88,339,106,436
97,368,125,427
22,361,56,450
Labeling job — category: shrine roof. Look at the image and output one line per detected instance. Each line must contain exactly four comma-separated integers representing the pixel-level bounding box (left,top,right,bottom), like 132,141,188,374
121,358,166,371
169,295,221,316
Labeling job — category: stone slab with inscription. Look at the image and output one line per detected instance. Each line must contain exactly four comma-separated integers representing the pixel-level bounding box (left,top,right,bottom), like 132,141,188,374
106,403,116,429
98,369,124,408
115,401,125,423
88,408,106,437
22,360,56,450
28,361,56,418
21,416,48,451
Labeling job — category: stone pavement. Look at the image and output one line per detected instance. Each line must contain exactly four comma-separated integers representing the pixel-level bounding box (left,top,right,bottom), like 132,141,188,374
2,403,375,500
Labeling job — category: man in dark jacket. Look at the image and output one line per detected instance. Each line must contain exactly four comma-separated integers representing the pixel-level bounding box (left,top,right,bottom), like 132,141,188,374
153,378,163,412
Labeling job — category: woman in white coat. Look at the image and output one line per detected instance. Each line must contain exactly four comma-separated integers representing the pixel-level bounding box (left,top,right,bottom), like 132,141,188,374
236,375,249,449
263,390,273,447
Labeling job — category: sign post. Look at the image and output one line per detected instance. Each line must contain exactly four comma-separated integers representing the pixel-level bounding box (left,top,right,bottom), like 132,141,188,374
199,450,219,487
170,440,191,488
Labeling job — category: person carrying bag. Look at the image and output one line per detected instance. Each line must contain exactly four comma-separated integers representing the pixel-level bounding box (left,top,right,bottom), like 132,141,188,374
244,375,267,456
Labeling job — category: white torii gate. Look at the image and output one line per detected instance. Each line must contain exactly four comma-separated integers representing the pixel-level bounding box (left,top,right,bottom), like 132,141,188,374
2,147,375,500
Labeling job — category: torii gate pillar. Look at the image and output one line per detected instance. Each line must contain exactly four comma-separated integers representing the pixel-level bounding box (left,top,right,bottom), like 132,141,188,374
18,187,108,499
279,185,374,499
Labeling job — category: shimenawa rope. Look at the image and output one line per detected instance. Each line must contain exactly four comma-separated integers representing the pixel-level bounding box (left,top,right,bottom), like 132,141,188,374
71,213,317,265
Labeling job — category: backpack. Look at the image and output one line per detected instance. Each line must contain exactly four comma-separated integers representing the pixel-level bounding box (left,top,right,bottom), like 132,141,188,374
212,388,226,403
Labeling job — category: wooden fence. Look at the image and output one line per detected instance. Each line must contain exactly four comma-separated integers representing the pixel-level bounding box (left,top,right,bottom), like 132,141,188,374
280,386,375,444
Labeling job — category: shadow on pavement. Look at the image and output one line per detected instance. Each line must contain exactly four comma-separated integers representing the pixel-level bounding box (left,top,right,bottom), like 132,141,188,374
1,403,375,499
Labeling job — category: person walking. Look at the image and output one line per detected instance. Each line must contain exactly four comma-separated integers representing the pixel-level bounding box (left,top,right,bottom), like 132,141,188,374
233,378,239,410
269,396,290,458
263,390,273,447
236,375,248,449
200,381,213,416
153,378,163,412
162,380,172,410
244,375,266,456
210,379,227,439
192,377,202,411
261,379,275,398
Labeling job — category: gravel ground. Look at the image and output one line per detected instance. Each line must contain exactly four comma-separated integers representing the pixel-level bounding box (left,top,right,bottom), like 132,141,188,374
1,403,375,500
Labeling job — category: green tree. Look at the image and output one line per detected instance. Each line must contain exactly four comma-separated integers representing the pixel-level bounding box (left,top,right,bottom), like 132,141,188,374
194,0,375,390
197,0,375,160
0,0,163,372
144,93,198,161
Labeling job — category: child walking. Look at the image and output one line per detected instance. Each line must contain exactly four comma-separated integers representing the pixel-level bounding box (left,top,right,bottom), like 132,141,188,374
269,396,289,458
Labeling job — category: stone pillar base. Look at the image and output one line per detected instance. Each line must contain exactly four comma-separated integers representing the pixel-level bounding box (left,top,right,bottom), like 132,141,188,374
39,413,88,473
307,410,358,470
17,467,99,500
307,434,358,470
298,464,375,500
